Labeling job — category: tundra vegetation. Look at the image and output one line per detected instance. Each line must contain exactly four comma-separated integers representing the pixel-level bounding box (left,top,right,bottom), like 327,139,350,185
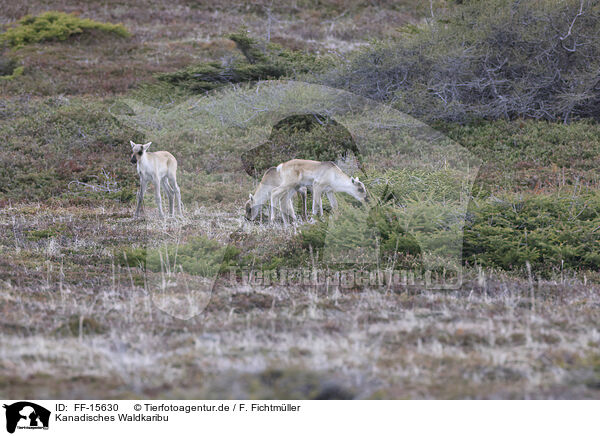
0,0,599,399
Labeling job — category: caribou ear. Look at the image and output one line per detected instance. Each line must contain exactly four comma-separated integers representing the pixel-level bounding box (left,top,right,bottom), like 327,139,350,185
248,193,253,200
142,142,152,151
130,140,136,149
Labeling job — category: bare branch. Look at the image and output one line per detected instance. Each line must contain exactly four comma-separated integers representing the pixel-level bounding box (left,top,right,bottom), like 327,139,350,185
559,0,584,41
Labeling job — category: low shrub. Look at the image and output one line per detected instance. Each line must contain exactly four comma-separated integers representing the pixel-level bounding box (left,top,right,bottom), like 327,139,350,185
241,114,362,177
439,119,600,169
156,31,327,93
0,65,23,81
437,118,600,191
0,56,23,80
54,315,108,337
116,237,241,276
464,191,600,273
296,201,422,270
116,247,147,268
291,171,600,275
1,11,130,47
26,224,68,241
144,236,240,276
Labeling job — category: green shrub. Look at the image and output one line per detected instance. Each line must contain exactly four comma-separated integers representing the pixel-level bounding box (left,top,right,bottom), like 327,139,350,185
1,11,130,47
0,65,23,81
54,315,108,337
116,247,147,268
241,114,362,177
464,191,600,273
0,56,23,80
144,236,240,277
435,118,600,192
439,119,600,170
157,31,327,93
0,56,17,76
365,168,471,204
26,224,67,241
366,204,422,258
291,170,600,275
297,201,422,269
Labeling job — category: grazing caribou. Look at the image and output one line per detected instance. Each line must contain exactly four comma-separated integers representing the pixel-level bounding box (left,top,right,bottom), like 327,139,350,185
270,159,368,224
130,140,183,219
245,166,308,223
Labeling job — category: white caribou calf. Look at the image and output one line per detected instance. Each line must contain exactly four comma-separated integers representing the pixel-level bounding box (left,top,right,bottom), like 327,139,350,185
245,166,308,223
270,159,369,223
130,141,183,218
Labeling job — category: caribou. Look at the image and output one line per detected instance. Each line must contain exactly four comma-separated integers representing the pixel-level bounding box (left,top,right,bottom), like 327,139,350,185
245,159,368,226
130,141,183,219
245,166,308,223
271,159,368,223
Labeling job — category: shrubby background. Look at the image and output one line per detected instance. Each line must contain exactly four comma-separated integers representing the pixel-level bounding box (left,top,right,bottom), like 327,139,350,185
320,0,600,123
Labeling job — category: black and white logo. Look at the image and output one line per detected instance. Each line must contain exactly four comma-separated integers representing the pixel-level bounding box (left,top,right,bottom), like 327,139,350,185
3,402,50,434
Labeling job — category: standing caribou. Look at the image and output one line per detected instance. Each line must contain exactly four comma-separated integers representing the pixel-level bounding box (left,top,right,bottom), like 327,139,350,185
246,159,368,225
130,140,183,219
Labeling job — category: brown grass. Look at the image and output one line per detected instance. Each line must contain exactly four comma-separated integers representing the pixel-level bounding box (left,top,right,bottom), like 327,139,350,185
1,203,599,399
0,0,418,97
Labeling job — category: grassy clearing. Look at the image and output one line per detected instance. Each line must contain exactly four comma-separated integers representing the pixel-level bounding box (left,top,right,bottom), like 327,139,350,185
2,95,599,277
